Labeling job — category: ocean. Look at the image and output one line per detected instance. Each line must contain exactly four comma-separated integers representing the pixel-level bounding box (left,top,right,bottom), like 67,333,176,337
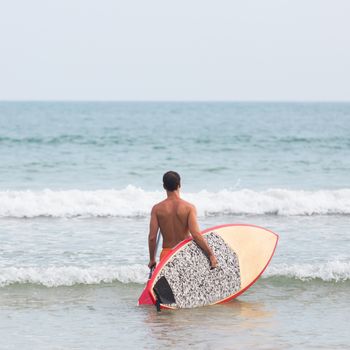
0,102,349,349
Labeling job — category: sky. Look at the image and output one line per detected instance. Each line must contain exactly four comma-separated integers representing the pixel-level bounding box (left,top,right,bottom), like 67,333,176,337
0,0,349,101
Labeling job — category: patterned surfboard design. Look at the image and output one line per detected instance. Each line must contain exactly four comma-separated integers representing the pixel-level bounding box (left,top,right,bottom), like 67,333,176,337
153,232,241,308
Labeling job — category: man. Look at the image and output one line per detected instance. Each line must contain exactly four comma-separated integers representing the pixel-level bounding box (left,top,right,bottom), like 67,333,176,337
148,171,218,269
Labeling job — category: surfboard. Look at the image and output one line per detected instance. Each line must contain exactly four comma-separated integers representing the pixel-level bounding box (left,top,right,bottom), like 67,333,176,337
138,223,278,309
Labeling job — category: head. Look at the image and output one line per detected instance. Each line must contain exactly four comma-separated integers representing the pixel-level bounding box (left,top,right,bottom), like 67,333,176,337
163,171,181,192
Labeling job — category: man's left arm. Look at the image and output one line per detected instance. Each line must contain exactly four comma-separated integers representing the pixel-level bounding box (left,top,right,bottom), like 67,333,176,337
148,206,159,268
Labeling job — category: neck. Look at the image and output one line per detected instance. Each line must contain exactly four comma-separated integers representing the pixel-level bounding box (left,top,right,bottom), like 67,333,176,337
166,189,180,199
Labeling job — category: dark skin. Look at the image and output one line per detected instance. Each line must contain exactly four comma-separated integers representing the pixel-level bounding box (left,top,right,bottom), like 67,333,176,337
148,186,218,269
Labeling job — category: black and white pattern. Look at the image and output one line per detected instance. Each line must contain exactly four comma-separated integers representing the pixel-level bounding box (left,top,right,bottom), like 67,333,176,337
154,232,241,308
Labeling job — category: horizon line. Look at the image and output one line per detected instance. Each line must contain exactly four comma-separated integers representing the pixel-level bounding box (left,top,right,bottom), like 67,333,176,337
0,99,350,103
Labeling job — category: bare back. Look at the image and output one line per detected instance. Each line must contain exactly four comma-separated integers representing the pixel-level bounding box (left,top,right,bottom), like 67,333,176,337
154,198,193,248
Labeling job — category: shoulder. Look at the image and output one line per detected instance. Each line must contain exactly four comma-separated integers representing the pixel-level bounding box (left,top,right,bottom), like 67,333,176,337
151,203,159,213
179,199,196,212
151,200,166,213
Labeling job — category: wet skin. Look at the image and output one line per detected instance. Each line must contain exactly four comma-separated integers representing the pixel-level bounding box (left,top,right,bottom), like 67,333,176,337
148,188,217,269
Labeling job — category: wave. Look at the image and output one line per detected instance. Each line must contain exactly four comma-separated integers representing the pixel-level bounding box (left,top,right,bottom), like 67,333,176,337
0,186,350,218
1,134,349,149
0,135,122,146
264,261,350,282
1,261,349,288
0,265,149,287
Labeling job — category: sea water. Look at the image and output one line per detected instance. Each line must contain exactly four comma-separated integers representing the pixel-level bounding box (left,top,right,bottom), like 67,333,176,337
0,102,349,349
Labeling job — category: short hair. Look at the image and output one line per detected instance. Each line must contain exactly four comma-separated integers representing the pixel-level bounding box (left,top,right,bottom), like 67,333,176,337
163,171,181,192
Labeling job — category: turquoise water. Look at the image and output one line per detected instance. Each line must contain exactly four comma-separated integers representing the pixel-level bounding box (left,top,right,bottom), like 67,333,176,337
1,102,350,191
0,102,349,349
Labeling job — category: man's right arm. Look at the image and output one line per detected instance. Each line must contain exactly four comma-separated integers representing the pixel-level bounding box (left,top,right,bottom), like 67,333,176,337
188,205,218,269
148,205,159,269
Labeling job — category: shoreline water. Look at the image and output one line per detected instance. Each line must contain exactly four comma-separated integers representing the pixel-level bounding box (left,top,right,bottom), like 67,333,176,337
0,102,349,349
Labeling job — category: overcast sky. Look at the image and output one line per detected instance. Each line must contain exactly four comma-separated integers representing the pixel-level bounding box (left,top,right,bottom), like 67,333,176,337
0,0,349,101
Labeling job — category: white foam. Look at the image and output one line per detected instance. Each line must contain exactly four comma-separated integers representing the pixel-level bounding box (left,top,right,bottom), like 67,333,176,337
264,261,350,282
0,265,149,287
0,186,350,218
1,261,349,287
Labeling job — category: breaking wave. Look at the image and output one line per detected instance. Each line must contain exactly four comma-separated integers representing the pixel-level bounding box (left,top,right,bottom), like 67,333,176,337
0,265,149,287
1,261,349,288
0,186,350,218
264,260,350,282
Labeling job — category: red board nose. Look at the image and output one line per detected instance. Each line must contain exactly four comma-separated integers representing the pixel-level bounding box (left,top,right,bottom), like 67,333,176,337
138,287,154,305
